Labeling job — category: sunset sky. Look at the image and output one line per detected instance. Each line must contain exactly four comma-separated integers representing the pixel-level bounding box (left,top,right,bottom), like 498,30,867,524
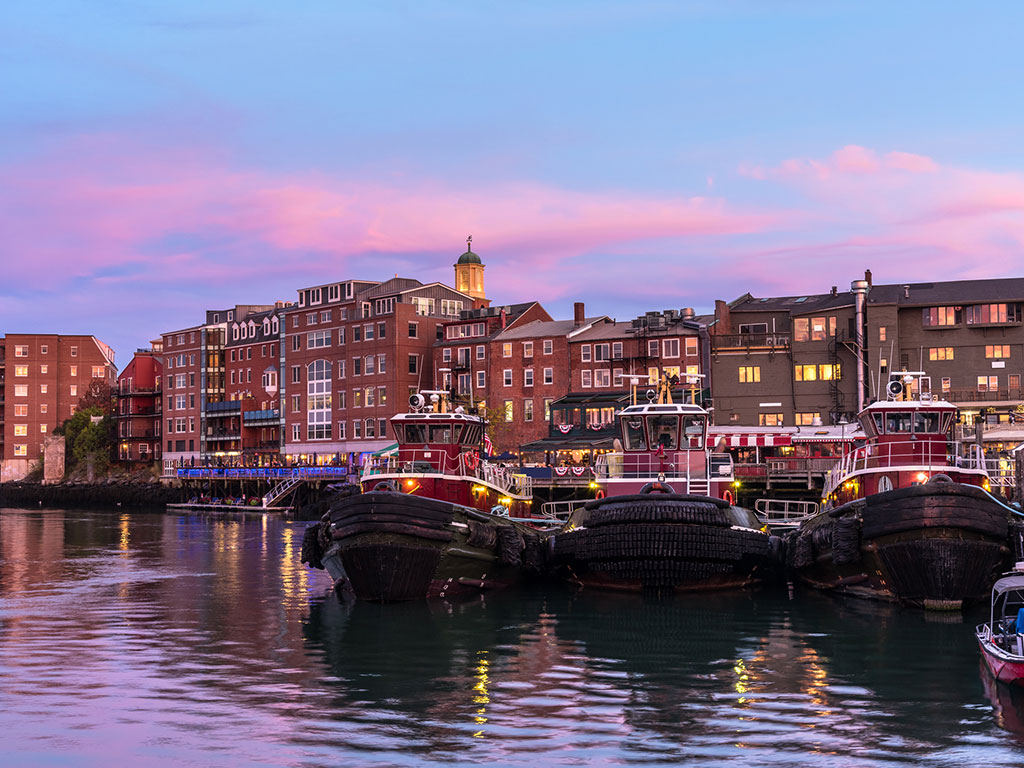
4,2,1024,366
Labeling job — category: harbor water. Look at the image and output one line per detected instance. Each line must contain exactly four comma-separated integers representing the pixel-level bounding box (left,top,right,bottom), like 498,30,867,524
2,507,1023,767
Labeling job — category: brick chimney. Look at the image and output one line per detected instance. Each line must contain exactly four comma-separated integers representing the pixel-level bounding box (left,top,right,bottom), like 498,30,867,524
574,302,585,327
865,269,872,288
714,299,732,335
499,308,507,328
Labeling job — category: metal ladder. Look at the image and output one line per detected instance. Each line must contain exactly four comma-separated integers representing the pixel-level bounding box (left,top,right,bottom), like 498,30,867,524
262,476,303,508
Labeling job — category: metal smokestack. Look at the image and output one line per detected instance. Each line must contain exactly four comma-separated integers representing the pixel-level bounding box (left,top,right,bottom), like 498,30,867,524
851,279,869,412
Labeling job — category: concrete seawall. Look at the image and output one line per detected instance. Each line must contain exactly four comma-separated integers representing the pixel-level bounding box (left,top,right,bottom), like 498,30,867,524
0,481,181,510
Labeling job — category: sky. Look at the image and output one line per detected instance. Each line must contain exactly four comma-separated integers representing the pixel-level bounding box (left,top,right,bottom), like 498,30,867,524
3,1,1024,369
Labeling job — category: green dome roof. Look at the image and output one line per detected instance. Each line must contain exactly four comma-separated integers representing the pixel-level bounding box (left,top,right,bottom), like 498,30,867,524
456,249,482,265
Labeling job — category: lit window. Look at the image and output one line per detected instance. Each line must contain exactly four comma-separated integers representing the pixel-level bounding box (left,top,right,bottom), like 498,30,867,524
14,365,27,377
928,347,954,361
504,400,513,422
503,343,512,358
739,366,760,383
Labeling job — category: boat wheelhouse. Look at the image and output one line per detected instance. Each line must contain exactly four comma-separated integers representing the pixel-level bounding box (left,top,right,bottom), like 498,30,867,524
361,394,534,520
595,401,736,501
823,374,989,507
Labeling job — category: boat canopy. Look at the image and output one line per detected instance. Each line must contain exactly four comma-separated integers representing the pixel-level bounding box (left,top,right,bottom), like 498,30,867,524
993,575,1024,596
617,403,708,453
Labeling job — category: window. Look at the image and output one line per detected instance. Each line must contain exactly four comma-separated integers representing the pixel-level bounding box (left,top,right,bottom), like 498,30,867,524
543,367,553,385
978,376,999,392
820,364,841,380
70,366,77,377
175,395,186,410
91,366,104,378
796,365,818,381
595,343,610,361
307,360,332,440
595,369,611,387
986,345,1011,359
353,357,362,375
966,303,1022,325
476,371,485,388
365,386,375,407
928,347,955,361
524,369,534,386
581,345,592,363
14,404,27,417
878,326,887,342
523,342,534,358
364,355,375,375
524,400,534,422
794,412,820,426
504,401,514,422
544,398,553,422
377,354,386,374
338,327,346,345
14,345,28,357
408,354,418,374
292,423,301,441
476,345,485,360
308,330,331,348
941,377,951,392
793,318,808,342
457,373,470,395
611,341,623,360
739,366,760,383
14,365,27,377
290,365,301,384
442,348,452,363
14,425,27,436
408,322,418,338
321,310,331,323
353,389,362,407
40,404,47,414
292,335,301,351
353,326,361,342
613,368,623,387
648,340,659,357
14,445,27,457
291,394,301,412
503,369,513,387
69,385,77,397
543,339,553,355
759,413,784,426
581,370,593,388
662,339,680,358
1010,374,1022,390
39,364,47,374
364,324,374,341
175,417,186,433
503,343,512,358
922,306,962,327
40,384,48,394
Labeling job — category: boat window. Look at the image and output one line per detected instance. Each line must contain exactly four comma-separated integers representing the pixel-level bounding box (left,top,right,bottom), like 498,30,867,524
449,424,464,444
870,413,884,435
623,417,647,451
913,412,940,434
884,411,913,433
940,413,954,433
403,423,427,443
429,424,453,443
648,415,679,450
683,416,705,439
461,424,480,445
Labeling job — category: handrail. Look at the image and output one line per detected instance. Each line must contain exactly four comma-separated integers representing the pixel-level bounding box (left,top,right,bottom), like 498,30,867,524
594,450,733,488
822,441,988,498
362,450,533,498
176,467,350,479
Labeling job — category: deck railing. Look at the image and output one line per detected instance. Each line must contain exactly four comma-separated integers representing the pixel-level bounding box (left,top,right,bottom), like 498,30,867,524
822,442,987,498
594,451,734,484
176,467,351,479
362,451,533,498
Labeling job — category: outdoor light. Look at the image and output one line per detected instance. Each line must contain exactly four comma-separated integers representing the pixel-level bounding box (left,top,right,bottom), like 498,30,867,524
916,472,928,483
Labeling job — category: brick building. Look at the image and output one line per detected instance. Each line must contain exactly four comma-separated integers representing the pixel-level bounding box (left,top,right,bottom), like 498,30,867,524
116,342,163,469
160,305,273,474
1,334,117,482
282,275,478,462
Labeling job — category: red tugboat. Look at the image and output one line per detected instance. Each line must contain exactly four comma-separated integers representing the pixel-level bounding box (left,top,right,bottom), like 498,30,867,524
790,372,1010,609
302,392,550,602
550,377,780,593
978,566,1024,686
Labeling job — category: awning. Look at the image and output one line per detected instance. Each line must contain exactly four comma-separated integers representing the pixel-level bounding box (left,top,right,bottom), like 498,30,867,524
521,436,617,452
372,442,399,457
707,430,793,448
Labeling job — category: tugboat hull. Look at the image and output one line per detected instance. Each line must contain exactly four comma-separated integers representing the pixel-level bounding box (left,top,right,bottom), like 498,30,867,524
791,482,1009,608
303,490,546,601
551,493,780,593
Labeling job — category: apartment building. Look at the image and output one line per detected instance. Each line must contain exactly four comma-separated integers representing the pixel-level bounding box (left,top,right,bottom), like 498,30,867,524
115,343,163,468
1,334,117,481
282,275,477,461
709,272,1024,427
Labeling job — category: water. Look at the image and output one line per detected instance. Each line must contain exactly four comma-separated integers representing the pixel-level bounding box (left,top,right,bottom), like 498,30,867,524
1,509,1023,768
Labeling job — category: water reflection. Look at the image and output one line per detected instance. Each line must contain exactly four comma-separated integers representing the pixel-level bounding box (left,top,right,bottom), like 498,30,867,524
1,508,1023,767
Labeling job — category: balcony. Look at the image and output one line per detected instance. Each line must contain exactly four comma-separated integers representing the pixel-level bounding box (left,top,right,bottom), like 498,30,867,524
243,409,281,426
206,400,242,415
711,333,790,352
945,387,1024,405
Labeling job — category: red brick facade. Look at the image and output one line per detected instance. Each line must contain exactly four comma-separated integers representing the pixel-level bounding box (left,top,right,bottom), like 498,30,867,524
116,345,163,467
1,334,117,481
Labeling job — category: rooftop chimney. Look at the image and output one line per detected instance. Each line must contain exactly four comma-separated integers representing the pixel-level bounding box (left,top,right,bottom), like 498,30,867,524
865,269,872,288
574,302,585,327
831,285,837,296
499,308,507,328
903,284,910,299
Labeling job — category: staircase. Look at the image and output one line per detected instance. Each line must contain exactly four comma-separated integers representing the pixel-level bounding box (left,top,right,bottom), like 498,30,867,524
262,476,303,508
686,478,710,496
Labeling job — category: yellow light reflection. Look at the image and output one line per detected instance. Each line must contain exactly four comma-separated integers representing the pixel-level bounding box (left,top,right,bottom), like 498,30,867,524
473,651,490,735
118,513,131,552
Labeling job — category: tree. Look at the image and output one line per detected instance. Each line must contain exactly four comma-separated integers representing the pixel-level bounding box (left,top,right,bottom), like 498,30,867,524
479,405,516,456
78,380,115,416
55,406,115,475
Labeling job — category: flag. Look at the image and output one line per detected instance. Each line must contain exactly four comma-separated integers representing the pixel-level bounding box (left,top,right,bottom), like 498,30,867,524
483,432,493,456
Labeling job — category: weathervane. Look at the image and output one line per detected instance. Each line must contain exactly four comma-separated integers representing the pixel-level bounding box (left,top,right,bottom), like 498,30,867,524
467,235,472,250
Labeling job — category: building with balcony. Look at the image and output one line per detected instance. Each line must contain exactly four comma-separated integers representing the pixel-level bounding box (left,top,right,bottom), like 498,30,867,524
1,333,118,481
116,343,163,469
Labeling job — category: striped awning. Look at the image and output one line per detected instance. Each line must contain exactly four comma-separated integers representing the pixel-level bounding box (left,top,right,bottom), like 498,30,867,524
707,431,792,448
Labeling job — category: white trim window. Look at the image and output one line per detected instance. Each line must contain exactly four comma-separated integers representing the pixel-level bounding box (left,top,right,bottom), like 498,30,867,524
581,370,593,388
543,367,553,385
581,344,592,362
503,369,513,387
524,368,534,387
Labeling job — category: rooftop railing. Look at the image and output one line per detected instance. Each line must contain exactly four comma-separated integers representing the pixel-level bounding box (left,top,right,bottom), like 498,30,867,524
363,451,533,497
822,441,987,498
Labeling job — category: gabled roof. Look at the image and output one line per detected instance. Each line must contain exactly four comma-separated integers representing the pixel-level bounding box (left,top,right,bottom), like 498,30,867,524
868,277,1024,306
494,316,609,341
